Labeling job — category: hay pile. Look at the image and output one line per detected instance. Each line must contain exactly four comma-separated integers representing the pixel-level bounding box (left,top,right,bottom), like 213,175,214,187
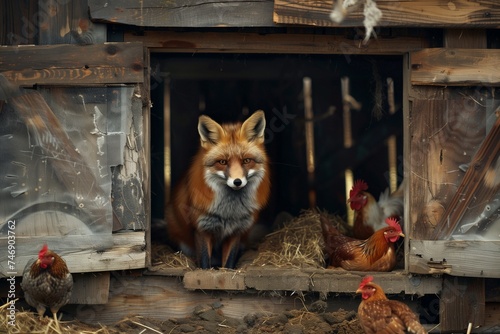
249,210,349,269
151,243,196,270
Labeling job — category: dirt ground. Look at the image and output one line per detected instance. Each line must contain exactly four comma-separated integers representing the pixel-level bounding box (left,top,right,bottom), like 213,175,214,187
11,301,365,334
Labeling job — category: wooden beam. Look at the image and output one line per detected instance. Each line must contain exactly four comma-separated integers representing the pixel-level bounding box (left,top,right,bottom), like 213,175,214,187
0,42,144,86
153,266,442,295
274,0,500,28
125,31,430,55
409,240,500,278
0,231,146,276
76,274,300,324
89,0,275,27
411,48,500,86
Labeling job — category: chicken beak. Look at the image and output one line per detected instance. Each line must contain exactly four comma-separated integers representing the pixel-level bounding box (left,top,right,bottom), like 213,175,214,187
399,232,405,238
355,288,362,294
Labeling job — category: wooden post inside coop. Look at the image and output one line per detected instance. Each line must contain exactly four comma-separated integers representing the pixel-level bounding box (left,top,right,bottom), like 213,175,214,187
341,76,361,226
303,77,316,208
386,77,398,193
163,76,172,205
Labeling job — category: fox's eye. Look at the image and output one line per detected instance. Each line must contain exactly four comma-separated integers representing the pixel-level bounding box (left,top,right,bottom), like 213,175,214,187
218,160,227,165
243,158,252,164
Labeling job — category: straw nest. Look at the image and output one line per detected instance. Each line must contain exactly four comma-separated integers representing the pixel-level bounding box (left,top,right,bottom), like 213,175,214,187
151,243,196,270
249,209,349,269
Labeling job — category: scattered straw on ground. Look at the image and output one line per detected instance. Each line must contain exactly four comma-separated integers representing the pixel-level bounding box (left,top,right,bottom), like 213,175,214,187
151,243,196,270
0,301,115,334
249,209,349,269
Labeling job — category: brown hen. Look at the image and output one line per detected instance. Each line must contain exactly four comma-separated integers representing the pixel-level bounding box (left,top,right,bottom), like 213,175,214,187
356,276,427,334
321,215,404,271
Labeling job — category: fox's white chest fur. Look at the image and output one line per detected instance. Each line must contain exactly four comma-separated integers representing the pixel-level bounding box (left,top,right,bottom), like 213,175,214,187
198,168,265,241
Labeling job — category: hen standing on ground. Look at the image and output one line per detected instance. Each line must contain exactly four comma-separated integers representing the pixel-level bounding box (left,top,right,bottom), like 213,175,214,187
21,244,73,329
348,179,404,240
356,276,427,334
321,215,404,271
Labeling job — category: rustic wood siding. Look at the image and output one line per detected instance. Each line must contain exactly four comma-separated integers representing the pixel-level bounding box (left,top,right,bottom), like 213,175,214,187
89,0,275,27
274,0,500,28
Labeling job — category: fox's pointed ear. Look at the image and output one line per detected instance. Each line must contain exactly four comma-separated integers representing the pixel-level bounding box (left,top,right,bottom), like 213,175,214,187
241,110,266,144
198,115,225,148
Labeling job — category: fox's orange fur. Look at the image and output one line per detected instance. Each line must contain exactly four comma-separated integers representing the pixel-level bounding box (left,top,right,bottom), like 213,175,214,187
166,110,270,269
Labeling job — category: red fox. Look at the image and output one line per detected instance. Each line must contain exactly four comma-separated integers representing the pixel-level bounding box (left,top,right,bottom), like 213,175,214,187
166,110,271,269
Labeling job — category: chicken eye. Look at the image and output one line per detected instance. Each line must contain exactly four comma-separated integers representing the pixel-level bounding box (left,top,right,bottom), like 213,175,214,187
243,158,252,164
218,160,227,165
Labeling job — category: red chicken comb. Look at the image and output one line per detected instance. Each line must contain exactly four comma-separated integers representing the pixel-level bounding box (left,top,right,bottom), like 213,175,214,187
38,244,49,258
350,179,368,198
385,217,402,232
359,275,374,289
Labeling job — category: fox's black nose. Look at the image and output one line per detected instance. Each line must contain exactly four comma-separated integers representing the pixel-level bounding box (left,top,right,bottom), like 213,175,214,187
233,179,242,187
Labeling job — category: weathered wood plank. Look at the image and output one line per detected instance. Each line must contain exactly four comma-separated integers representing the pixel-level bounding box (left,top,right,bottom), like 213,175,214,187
125,31,430,55
411,48,500,86
0,42,144,86
274,0,500,28
158,266,442,295
409,94,487,240
440,276,485,331
78,274,299,324
70,273,436,325
184,270,246,290
70,272,110,304
409,240,500,277
0,1,38,45
244,267,442,295
0,231,146,276
89,0,275,27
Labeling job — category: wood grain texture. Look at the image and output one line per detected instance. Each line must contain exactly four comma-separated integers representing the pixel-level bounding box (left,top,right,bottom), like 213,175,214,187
75,272,440,324
184,270,246,290
89,0,275,27
152,267,442,295
125,31,429,55
409,240,500,277
274,0,500,28
409,91,487,240
82,274,298,324
440,276,485,331
411,48,500,86
444,29,487,49
70,272,110,304
0,43,144,86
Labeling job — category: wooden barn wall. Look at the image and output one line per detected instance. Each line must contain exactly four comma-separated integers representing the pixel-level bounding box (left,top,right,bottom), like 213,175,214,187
87,0,500,28
407,48,500,278
0,0,149,233
274,0,500,27
0,42,148,277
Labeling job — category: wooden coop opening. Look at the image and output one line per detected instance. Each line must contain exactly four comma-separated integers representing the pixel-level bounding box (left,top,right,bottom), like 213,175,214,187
149,52,407,276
